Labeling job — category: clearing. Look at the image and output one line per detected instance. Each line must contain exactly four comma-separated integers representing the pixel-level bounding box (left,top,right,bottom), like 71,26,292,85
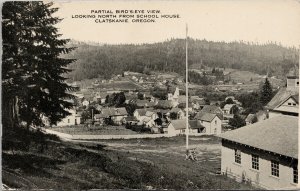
2,133,256,190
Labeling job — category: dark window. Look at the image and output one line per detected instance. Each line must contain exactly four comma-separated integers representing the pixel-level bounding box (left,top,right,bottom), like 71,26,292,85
235,149,241,164
252,154,259,170
68,119,70,123
288,103,292,105
271,160,279,177
293,165,298,183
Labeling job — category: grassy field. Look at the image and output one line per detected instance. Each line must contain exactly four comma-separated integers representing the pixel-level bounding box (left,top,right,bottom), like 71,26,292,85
50,125,139,135
2,134,256,190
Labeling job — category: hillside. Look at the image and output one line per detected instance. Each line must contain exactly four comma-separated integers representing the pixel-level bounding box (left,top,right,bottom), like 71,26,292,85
64,39,298,81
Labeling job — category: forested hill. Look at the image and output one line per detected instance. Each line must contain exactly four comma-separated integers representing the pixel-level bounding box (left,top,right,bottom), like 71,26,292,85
64,39,299,81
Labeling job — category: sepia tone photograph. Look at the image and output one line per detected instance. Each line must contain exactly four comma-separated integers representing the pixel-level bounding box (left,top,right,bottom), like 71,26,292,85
1,0,299,190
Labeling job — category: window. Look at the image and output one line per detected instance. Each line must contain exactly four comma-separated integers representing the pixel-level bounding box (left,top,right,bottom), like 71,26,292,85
235,149,241,164
68,119,70,123
271,160,279,177
293,103,296,106
252,155,259,170
293,165,298,184
288,103,292,106
215,120,217,125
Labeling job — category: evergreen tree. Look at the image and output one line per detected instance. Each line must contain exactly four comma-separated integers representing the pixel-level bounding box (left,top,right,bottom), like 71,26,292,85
2,1,77,128
260,78,273,105
229,114,246,129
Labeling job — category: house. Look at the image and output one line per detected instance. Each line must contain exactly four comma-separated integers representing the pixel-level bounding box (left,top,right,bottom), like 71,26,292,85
133,109,158,127
219,115,298,190
136,100,153,108
110,107,128,125
166,119,207,136
56,109,81,126
223,104,236,114
94,107,128,125
167,119,188,136
194,112,222,135
245,114,257,125
156,100,173,109
200,105,223,119
122,116,139,125
168,107,185,119
266,76,299,118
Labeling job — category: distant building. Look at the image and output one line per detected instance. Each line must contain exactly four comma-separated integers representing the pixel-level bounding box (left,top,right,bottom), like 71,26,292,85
56,109,81,126
94,107,128,125
167,119,187,136
194,112,222,135
200,105,223,119
266,76,298,118
245,113,257,125
219,115,298,190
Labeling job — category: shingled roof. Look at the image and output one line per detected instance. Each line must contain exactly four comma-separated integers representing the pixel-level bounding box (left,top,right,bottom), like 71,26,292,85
219,115,298,159
266,87,298,110
195,112,219,122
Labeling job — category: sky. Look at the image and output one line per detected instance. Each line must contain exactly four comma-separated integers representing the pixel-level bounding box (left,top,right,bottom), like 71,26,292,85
53,0,300,47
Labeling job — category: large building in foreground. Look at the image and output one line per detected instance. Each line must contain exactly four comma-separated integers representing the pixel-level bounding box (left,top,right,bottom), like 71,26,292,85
219,115,298,189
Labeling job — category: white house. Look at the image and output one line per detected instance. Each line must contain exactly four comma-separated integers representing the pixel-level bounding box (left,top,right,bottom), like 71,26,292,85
167,119,188,136
219,115,298,190
56,109,81,126
194,112,222,135
134,109,158,127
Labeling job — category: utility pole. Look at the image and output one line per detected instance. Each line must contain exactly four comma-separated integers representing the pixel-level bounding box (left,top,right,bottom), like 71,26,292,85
185,23,189,152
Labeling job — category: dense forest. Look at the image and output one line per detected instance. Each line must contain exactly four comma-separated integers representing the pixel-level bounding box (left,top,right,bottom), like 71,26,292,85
64,38,298,81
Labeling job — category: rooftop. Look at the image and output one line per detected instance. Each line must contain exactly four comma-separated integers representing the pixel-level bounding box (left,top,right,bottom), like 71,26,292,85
219,115,298,159
266,87,299,110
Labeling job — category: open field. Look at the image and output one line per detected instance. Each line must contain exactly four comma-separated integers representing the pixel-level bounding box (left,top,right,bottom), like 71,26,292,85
2,134,256,190
49,125,139,135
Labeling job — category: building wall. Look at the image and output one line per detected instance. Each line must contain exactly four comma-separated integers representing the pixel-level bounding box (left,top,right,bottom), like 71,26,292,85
221,140,298,189
57,110,81,126
167,124,183,136
198,117,222,135
287,78,299,89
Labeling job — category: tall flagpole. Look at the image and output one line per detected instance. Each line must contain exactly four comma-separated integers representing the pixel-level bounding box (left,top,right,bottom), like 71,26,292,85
185,23,189,151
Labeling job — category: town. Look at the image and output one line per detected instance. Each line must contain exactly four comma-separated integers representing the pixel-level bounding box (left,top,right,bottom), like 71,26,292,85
2,1,299,190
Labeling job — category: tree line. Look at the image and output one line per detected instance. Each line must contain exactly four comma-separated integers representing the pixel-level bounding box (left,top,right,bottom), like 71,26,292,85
64,38,298,81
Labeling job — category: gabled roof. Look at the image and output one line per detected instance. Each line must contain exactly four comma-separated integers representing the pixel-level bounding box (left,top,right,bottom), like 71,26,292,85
169,119,204,130
219,115,298,159
266,87,298,110
135,108,146,116
100,107,128,117
195,112,219,122
157,100,173,109
169,119,186,130
201,105,222,114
